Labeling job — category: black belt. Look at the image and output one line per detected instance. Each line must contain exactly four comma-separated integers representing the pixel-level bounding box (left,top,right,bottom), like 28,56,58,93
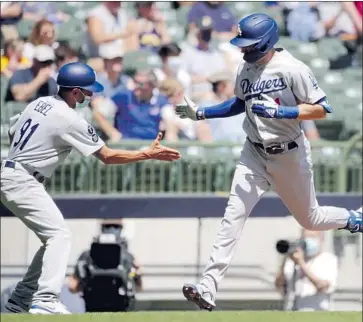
247,138,298,154
3,160,45,183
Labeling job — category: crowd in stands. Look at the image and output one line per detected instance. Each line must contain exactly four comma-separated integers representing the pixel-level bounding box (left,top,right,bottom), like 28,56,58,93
1,1,362,145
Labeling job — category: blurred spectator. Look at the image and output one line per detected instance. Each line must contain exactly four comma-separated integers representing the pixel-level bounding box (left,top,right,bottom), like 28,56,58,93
0,2,22,24
159,78,211,141
200,72,246,143
0,2,23,41
126,2,170,53
54,42,79,72
315,3,358,39
1,39,31,78
110,70,171,140
154,43,192,96
187,1,237,40
329,2,362,69
180,16,228,102
283,2,362,43
5,45,57,103
341,2,362,36
91,45,133,142
283,3,322,42
23,19,56,62
275,229,338,311
85,1,134,59
21,2,70,24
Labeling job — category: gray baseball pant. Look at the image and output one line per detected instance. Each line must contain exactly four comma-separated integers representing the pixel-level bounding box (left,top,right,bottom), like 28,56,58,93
1,165,71,307
200,134,350,299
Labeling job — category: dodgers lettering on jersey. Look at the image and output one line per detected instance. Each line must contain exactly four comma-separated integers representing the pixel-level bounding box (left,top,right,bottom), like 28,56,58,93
7,95,105,178
234,49,326,145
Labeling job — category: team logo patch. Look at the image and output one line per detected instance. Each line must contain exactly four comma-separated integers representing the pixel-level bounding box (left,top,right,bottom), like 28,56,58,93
92,134,99,143
309,75,319,89
88,125,95,135
237,24,242,37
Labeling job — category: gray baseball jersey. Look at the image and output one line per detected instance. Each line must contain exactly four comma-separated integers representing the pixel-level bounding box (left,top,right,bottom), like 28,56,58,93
234,49,326,145
7,95,105,178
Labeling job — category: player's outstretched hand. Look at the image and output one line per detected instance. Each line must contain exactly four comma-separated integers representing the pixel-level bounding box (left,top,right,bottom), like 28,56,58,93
175,96,198,121
145,132,181,161
251,93,279,119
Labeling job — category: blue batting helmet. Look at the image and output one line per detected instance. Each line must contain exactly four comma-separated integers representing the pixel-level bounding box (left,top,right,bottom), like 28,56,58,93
57,62,104,93
230,13,279,63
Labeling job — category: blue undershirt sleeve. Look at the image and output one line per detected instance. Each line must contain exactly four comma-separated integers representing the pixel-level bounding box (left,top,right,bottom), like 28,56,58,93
198,96,246,120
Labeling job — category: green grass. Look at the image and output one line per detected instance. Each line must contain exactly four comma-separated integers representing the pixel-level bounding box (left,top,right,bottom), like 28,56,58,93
1,311,362,322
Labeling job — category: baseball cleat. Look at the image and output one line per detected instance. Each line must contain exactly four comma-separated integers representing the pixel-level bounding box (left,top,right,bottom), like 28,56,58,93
342,209,363,233
29,301,70,314
5,299,29,313
182,283,216,311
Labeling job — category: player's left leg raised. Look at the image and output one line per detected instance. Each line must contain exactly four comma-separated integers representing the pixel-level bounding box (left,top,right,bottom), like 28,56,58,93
268,135,362,233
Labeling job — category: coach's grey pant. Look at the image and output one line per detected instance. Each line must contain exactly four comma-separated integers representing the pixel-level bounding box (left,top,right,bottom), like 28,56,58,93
199,134,350,299
1,165,71,307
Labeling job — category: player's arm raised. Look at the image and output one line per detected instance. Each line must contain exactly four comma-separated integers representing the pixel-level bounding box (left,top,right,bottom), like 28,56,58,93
175,96,246,121
94,132,181,164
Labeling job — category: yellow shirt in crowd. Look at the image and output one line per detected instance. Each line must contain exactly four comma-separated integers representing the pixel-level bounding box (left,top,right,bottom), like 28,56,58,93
0,56,30,73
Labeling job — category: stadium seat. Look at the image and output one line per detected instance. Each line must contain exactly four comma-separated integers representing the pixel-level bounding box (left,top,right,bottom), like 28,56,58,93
16,20,34,40
316,38,347,60
2,102,28,118
175,6,191,27
123,50,162,74
56,18,84,49
169,26,186,43
278,36,301,52
0,76,9,104
229,2,254,19
342,68,362,83
315,119,344,141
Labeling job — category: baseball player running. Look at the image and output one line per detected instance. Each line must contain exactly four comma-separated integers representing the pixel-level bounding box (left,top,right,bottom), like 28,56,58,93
1,62,181,314
175,13,362,311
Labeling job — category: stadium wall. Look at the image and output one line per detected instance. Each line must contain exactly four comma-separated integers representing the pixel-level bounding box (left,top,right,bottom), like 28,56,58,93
1,194,362,311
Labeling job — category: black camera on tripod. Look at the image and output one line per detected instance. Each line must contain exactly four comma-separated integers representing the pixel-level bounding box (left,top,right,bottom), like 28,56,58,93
79,223,136,312
276,239,307,255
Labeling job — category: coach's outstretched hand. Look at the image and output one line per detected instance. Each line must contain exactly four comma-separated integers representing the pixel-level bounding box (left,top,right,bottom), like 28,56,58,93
145,132,181,161
175,96,198,121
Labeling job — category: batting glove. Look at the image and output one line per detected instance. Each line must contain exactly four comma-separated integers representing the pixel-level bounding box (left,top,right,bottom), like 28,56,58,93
251,94,280,119
175,96,201,121
251,94,300,119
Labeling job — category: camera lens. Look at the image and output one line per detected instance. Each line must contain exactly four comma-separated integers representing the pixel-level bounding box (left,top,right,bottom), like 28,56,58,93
276,240,289,254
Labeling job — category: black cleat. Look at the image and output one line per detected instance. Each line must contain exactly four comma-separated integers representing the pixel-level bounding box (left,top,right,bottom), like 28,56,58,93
182,283,216,311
